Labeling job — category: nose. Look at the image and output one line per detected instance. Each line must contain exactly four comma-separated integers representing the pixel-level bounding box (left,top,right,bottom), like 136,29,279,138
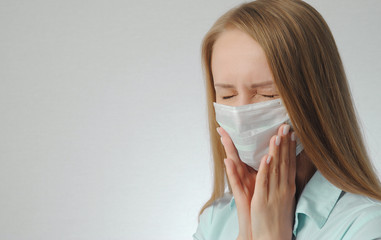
236,93,253,106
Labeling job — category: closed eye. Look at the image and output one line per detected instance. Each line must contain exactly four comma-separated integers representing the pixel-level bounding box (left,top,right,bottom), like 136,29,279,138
222,95,235,99
262,94,278,98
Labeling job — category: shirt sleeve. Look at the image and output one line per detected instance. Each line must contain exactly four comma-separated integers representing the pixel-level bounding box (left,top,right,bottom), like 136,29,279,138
192,205,214,240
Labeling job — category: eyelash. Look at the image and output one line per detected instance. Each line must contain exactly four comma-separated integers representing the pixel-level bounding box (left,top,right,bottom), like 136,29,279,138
222,95,235,99
222,94,276,99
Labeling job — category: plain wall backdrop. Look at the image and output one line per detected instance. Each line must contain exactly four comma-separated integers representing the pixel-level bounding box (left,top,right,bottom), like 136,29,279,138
1,0,380,239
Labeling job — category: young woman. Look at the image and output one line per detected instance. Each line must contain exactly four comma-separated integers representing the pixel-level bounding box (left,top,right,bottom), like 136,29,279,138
193,0,381,239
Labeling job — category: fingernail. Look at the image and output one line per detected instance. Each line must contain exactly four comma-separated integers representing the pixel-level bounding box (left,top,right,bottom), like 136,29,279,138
220,137,223,145
216,127,221,136
291,132,296,141
283,125,290,136
266,155,272,164
275,136,281,146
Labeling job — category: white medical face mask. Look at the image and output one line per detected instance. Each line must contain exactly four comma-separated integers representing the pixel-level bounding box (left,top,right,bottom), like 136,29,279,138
213,98,304,170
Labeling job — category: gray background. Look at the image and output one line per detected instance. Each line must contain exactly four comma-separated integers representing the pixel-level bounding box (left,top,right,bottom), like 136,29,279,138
0,0,380,239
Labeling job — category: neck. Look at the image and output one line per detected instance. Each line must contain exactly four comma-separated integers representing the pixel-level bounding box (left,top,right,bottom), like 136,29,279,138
295,151,316,203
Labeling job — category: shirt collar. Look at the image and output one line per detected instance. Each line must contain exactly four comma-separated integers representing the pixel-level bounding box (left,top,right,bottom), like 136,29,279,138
293,170,343,236
230,195,235,209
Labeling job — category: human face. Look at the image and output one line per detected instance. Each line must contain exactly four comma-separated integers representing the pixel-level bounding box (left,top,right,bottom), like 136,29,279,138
211,28,280,106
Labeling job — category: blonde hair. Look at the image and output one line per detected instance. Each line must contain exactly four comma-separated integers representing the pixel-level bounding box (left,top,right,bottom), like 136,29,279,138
198,0,381,220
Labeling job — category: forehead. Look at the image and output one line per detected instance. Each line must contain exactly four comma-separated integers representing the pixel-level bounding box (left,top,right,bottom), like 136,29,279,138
211,28,274,85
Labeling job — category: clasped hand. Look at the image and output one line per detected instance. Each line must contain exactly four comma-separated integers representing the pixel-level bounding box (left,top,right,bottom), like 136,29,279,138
218,124,296,240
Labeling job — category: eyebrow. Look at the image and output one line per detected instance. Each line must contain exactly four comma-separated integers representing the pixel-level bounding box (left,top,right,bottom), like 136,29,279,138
214,81,274,88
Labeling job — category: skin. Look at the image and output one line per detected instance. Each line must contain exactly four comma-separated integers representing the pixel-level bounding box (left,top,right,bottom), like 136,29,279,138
211,27,316,239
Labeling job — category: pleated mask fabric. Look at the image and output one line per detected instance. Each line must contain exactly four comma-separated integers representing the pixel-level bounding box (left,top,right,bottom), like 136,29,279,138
214,98,304,170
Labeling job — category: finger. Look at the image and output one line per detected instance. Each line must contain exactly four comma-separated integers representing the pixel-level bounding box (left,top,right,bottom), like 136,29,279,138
224,158,246,204
278,124,290,189
289,131,297,185
217,127,239,163
224,158,252,236
268,134,280,196
253,154,271,204
218,127,246,178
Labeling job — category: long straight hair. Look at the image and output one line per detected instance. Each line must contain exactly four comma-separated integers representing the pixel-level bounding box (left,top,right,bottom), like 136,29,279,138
198,0,381,220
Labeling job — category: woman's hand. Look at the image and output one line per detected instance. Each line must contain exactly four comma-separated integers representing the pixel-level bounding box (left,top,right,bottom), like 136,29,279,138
220,124,296,240
251,124,296,240
218,127,257,240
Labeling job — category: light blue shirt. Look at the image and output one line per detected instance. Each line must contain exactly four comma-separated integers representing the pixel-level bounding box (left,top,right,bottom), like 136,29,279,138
193,171,381,240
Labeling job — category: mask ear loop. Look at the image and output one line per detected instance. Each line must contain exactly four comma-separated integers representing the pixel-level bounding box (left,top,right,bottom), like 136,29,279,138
283,118,294,132
284,118,303,156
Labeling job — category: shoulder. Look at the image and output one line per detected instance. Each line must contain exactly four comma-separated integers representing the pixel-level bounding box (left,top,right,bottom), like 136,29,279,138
336,192,381,239
338,191,381,215
199,192,235,223
193,193,236,240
